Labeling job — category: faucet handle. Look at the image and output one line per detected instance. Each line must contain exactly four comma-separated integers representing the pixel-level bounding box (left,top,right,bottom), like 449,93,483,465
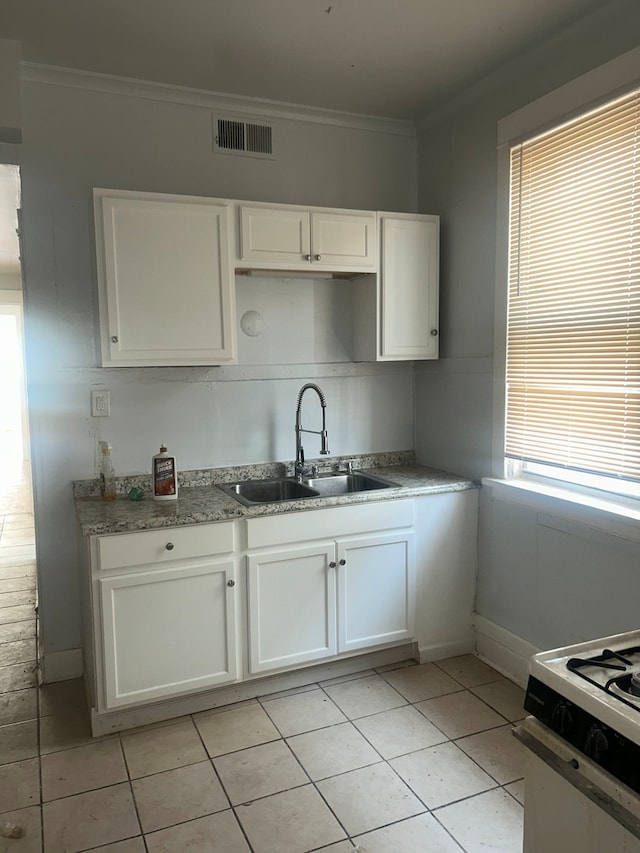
345,461,353,475
310,465,319,477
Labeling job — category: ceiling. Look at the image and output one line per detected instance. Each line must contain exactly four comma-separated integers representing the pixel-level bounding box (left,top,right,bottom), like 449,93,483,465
0,0,608,276
4,0,605,120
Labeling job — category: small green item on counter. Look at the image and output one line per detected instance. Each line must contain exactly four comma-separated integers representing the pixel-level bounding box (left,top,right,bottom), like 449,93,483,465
127,487,145,501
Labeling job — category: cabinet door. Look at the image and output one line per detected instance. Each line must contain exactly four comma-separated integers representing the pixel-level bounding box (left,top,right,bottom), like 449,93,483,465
95,191,236,366
239,206,311,267
247,543,336,674
380,215,439,359
337,532,415,653
99,560,238,709
310,211,377,270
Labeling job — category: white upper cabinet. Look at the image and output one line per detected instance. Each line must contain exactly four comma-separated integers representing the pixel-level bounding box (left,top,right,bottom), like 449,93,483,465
353,213,440,361
238,204,377,272
94,189,237,366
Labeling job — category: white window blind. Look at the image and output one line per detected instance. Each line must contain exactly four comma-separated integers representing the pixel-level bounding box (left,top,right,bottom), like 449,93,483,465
505,86,640,484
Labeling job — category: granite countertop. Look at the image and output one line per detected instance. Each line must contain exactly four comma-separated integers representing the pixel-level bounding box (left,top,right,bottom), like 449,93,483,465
74,452,477,536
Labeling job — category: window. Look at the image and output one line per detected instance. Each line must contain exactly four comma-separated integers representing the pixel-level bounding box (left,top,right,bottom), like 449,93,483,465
505,86,640,498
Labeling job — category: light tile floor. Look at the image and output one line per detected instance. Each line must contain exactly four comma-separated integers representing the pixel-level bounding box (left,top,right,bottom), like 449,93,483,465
0,470,526,852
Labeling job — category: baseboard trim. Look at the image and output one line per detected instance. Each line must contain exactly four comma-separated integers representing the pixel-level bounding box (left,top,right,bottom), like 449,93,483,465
474,615,538,688
90,642,418,736
42,648,84,683
418,638,475,664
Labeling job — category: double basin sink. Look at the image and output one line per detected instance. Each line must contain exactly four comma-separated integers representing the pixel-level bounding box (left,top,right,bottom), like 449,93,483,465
220,471,399,507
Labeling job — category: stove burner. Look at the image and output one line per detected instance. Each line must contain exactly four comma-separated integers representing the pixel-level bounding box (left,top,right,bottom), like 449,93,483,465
567,646,640,713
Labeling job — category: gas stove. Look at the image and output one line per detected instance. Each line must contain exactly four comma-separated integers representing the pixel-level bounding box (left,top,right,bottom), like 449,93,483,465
525,630,640,794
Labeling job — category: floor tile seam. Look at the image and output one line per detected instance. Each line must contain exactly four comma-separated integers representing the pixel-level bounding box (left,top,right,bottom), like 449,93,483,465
382,743,506,815
127,755,221,784
0,653,38,668
188,711,238,826
349,810,465,852
0,657,38,672
316,668,380,690
0,600,37,611
72,831,145,853
447,735,524,788
0,577,36,595
136,800,240,837
256,681,321,704
426,806,470,851
256,689,347,737
316,679,408,722
126,774,154,845
40,766,136,804
413,697,515,736
408,695,479,741
228,776,311,808
427,778,508,814
285,746,385,784
337,708,444,765
304,777,357,844
501,781,525,807
41,779,146,853
386,683,467,705
466,688,523,725
284,716,389,760
431,657,507,689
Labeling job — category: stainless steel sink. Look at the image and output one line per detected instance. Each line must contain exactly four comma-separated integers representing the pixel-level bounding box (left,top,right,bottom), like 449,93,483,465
221,471,398,506
302,471,398,497
220,478,320,506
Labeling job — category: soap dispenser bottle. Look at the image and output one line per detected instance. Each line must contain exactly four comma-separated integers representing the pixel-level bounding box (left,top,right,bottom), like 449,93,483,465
153,444,178,501
99,442,116,501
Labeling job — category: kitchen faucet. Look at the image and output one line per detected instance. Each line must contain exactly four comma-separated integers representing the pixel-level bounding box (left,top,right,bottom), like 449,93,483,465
295,383,329,480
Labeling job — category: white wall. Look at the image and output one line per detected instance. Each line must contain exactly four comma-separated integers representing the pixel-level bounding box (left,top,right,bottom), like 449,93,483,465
18,71,417,663
415,0,640,651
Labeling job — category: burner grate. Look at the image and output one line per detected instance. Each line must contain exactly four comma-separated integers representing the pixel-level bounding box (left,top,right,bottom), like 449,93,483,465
567,646,640,713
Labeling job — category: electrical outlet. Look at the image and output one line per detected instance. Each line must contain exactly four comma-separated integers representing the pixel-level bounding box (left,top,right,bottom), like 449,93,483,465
91,390,111,417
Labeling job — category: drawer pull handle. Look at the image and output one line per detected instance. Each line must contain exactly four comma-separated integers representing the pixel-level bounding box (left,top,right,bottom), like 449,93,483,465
314,254,321,261
329,561,336,569
227,579,236,587
165,542,174,551
339,558,346,566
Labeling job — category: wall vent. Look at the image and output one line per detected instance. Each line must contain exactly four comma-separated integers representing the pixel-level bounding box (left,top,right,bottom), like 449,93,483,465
213,116,274,159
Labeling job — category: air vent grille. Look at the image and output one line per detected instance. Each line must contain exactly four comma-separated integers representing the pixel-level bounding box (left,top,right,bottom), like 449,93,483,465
214,116,274,158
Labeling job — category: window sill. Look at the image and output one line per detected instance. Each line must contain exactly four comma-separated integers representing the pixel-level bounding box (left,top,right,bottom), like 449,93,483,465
481,476,640,543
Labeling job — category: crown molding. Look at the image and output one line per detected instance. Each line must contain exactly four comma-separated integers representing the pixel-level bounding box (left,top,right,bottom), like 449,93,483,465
21,62,416,139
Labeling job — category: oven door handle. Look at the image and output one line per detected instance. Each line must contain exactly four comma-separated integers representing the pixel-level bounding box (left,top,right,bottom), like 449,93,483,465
513,724,640,840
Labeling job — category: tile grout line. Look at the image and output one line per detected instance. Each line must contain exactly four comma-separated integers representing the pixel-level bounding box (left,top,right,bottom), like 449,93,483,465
189,710,257,853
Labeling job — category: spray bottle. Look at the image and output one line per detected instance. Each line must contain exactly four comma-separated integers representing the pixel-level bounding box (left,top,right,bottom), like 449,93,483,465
98,441,116,501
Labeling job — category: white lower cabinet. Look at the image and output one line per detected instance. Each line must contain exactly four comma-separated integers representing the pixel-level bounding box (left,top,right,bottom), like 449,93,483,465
90,522,239,712
247,543,337,673
84,491,477,724
247,526,415,675
100,560,238,709
338,532,415,654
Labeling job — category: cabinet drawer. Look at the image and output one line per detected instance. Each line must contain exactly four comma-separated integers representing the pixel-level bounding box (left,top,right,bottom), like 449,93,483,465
246,499,414,549
96,522,235,571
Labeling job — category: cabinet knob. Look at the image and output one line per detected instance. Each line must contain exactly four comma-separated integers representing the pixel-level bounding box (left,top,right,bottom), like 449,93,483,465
111,335,119,343
430,329,438,336
227,579,235,587
303,254,312,261
339,558,346,566
329,561,336,569
313,254,321,261
165,542,174,551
